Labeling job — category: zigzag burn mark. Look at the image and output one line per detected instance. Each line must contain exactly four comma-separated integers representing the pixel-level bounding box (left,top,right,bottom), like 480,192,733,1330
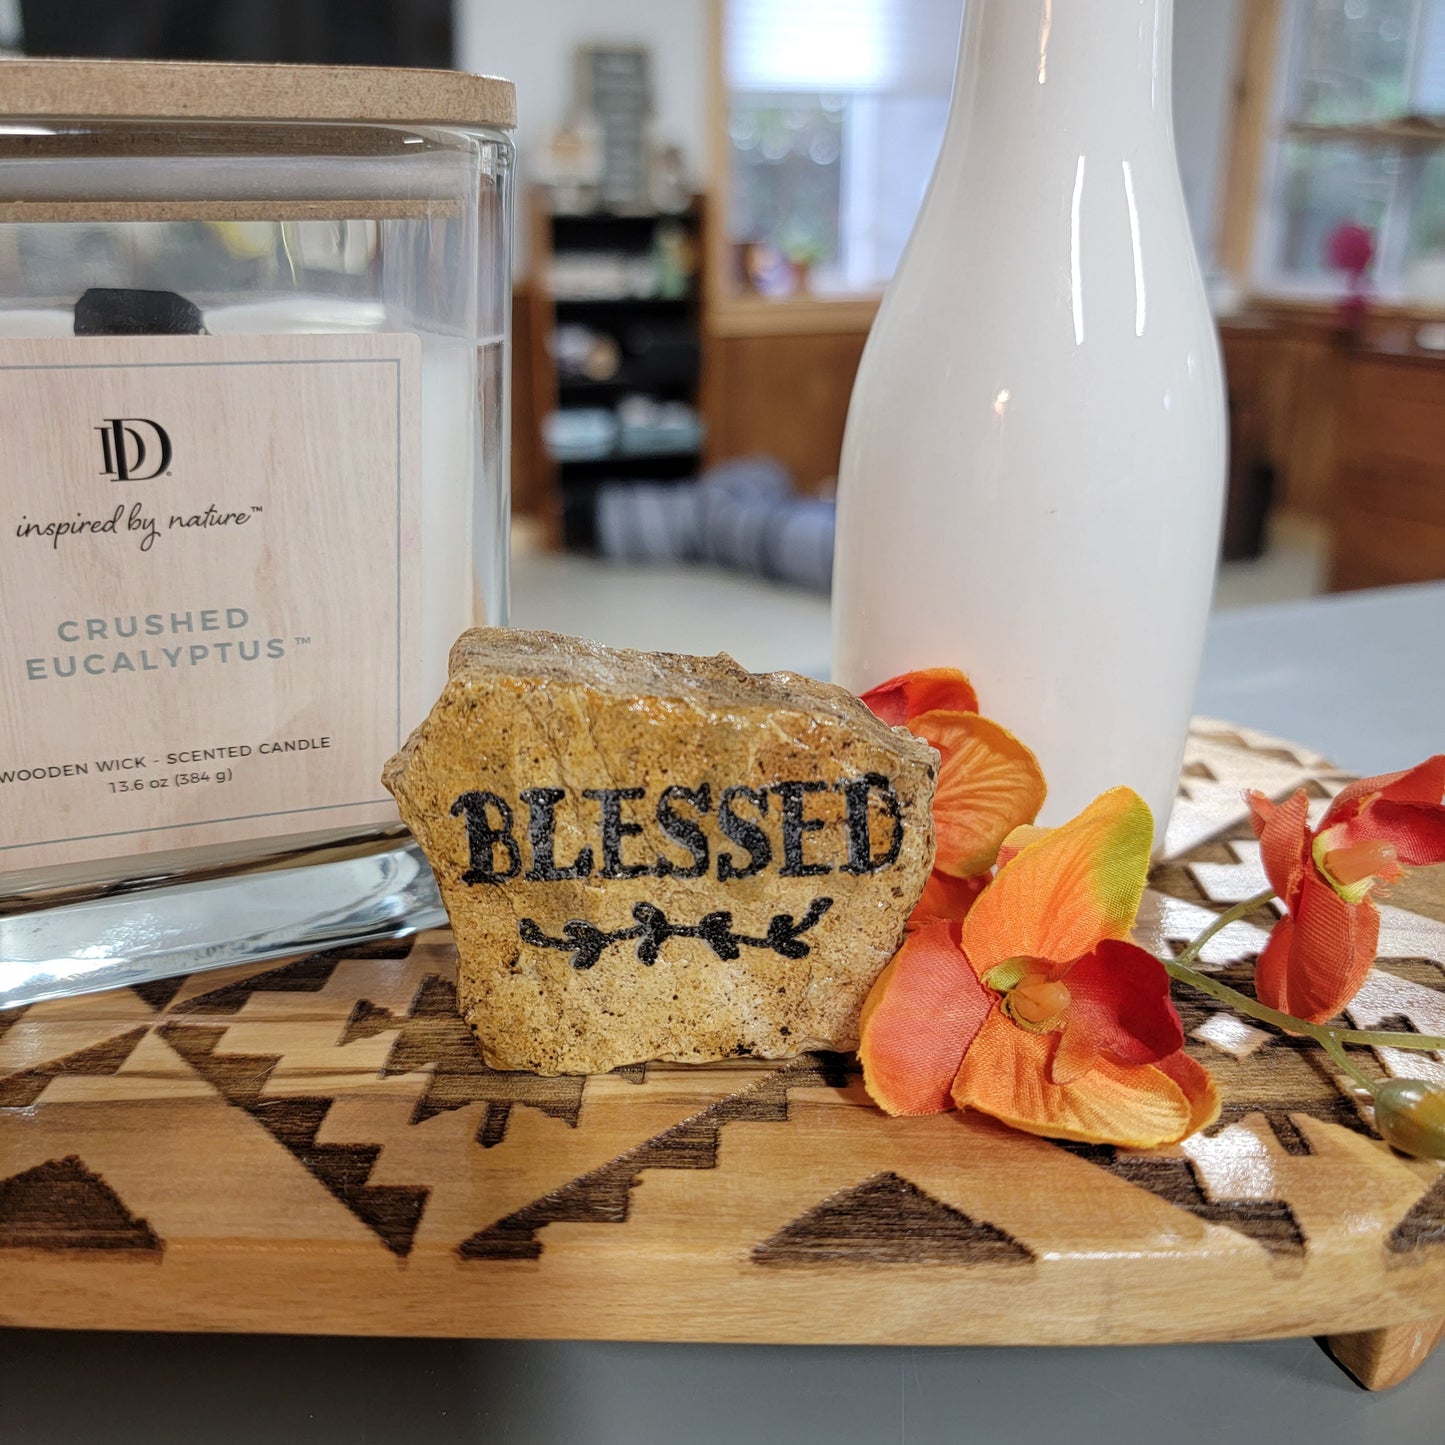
339,974,644,1148
169,938,416,1016
1055,1140,1305,1258
158,1023,427,1257
458,1053,852,1261
0,1027,150,1109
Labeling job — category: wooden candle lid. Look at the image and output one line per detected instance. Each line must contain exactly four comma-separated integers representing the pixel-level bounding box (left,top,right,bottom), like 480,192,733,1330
0,59,515,130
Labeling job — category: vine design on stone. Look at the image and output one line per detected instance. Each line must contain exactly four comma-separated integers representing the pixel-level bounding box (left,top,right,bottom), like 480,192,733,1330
519,897,835,971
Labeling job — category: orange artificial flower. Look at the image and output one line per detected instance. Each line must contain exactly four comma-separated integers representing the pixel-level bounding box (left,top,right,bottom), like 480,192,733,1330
860,788,1219,1148
861,669,1046,916
1248,756,1445,1024
861,668,979,727
911,869,990,927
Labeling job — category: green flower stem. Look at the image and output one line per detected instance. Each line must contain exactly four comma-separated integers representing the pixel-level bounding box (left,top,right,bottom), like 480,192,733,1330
1152,878,1445,1162
1324,1026,1445,1052
1315,1031,1383,1094
1169,888,1276,971
1164,953,1445,1093
1164,954,1324,1038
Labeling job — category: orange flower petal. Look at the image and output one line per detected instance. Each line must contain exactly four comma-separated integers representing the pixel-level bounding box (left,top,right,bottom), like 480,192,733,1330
1325,755,1445,823
1051,1022,1099,1086
909,869,989,928
1256,870,1379,1023
997,823,1051,872
907,709,1047,878
860,668,980,727
951,1015,1196,1148
1152,1049,1222,1137
859,921,992,1116
1248,789,1311,903
1251,913,1295,1021
1324,757,1445,871
1345,800,1445,869
960,787,1153,978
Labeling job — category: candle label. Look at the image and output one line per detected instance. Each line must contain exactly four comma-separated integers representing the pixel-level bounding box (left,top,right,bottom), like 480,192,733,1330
0,333,422,872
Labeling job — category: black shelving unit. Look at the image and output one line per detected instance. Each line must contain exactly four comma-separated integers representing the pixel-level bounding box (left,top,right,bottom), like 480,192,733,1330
526,190,707,548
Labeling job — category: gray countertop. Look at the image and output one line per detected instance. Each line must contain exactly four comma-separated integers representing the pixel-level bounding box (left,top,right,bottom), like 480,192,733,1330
7,581,1445,1444
1196,582,1445,777
5,1331,1444,1444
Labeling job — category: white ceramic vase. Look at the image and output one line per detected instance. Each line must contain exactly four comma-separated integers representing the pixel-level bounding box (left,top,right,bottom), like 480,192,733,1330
832,0,1225,849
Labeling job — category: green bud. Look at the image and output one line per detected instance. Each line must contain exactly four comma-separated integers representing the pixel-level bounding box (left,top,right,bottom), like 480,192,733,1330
983,956,1030,993
1373,1079,1445,1160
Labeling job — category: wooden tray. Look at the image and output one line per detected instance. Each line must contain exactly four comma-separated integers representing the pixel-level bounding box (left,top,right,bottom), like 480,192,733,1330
4,721,1444,1388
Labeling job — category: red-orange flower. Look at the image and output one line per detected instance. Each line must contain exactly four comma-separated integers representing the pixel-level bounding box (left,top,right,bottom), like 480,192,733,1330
1248,756,1445,1024
862,668,979,727
860,788,1219,1148
861,669,1046,917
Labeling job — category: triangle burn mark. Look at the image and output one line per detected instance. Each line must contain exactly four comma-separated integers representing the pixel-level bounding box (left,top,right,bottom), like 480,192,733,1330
753,1172,1034,1267
0,1156,161,1252
130,977,186,1011
1389,1174,1445,1253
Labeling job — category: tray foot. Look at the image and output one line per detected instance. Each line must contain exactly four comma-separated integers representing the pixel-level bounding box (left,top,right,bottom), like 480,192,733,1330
1324,1317,1445,1390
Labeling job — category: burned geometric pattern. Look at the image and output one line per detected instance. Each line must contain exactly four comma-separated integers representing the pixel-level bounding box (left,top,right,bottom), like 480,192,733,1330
2,721,1444,1349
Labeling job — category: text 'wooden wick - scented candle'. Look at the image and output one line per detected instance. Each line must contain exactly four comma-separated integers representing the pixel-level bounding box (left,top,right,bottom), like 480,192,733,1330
0,60,516,1005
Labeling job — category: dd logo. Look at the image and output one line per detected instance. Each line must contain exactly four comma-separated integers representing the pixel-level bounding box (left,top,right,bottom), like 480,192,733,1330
97,417,172,482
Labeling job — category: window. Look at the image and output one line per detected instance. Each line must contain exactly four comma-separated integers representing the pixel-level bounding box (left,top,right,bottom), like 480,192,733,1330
723,0,964,297
1258,0,1445,297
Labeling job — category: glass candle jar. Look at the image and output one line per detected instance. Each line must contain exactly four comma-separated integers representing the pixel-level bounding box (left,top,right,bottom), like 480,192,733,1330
0,60,515,1005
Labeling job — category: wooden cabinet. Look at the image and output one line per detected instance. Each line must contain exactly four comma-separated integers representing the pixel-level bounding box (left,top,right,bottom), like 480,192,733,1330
1217,316,1347,525
699,296,878,496
1329,348,1445,591
704,328,867,495
1217,310,1445,590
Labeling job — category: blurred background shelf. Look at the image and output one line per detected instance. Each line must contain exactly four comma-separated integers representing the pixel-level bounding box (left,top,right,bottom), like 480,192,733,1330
521,191,709,545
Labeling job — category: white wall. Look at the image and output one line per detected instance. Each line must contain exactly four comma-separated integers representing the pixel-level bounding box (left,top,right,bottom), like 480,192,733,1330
1173,0,1243,272
457,0,709,269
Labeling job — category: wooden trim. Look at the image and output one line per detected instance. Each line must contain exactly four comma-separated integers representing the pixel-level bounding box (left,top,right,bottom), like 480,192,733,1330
0,199,459,224
0,59,515,129
1216,0,1286,279
1284,117,1445,149
709,294,881,339
1242,290,1445,322
700,0,731,460
523,193,563,545
705,0,732,313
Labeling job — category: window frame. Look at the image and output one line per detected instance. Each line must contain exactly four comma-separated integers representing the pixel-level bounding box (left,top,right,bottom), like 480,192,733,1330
706,0,954,325
1247,0,1445,303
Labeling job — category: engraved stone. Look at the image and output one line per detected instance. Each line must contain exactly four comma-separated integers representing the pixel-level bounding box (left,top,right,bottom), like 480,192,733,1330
383,628,938,1074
